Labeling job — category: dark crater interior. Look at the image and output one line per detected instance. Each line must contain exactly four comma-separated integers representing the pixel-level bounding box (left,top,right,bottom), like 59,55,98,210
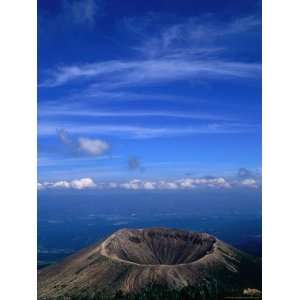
102,228,216,265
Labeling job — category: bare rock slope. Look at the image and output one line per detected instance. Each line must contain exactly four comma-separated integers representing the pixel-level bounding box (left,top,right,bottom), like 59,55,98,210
38,228,261,299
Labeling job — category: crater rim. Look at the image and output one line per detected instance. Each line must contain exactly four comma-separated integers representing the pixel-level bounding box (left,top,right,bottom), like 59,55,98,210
99,227,217,266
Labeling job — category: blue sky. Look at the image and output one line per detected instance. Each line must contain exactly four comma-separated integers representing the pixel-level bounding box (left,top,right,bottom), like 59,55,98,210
38,0,261,188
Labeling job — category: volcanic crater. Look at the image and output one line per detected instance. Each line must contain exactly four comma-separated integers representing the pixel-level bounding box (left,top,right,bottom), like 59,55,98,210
38,227,261,299
99,228,216,265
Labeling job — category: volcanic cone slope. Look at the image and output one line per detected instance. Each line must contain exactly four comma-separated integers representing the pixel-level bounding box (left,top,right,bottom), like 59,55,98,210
38,228,261,299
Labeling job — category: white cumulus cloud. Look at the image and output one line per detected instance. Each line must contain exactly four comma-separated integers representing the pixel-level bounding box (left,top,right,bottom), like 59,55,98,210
70,178,97,189
37,182,44,190
143,181,156,190
177,177,231,189
240,178,258,188
53,181,71,188
78,137,110,155
38,178,96,190
56,128,110,156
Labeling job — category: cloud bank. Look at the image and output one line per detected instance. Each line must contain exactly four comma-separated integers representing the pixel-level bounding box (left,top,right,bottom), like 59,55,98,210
38,177,96,190
38,176,260,191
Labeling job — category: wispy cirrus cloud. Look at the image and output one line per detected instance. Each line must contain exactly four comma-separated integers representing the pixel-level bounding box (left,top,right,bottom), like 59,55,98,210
39,15,260,89
39,58,260,88
39,0,101,34
40,123,258,139
132,15,260,58
62,0,100,27
38,155,120,168
39,89,199,106
39,106,235,121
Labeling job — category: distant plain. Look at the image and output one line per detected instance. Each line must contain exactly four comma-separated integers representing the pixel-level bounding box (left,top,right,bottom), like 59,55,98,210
38,189,261,269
